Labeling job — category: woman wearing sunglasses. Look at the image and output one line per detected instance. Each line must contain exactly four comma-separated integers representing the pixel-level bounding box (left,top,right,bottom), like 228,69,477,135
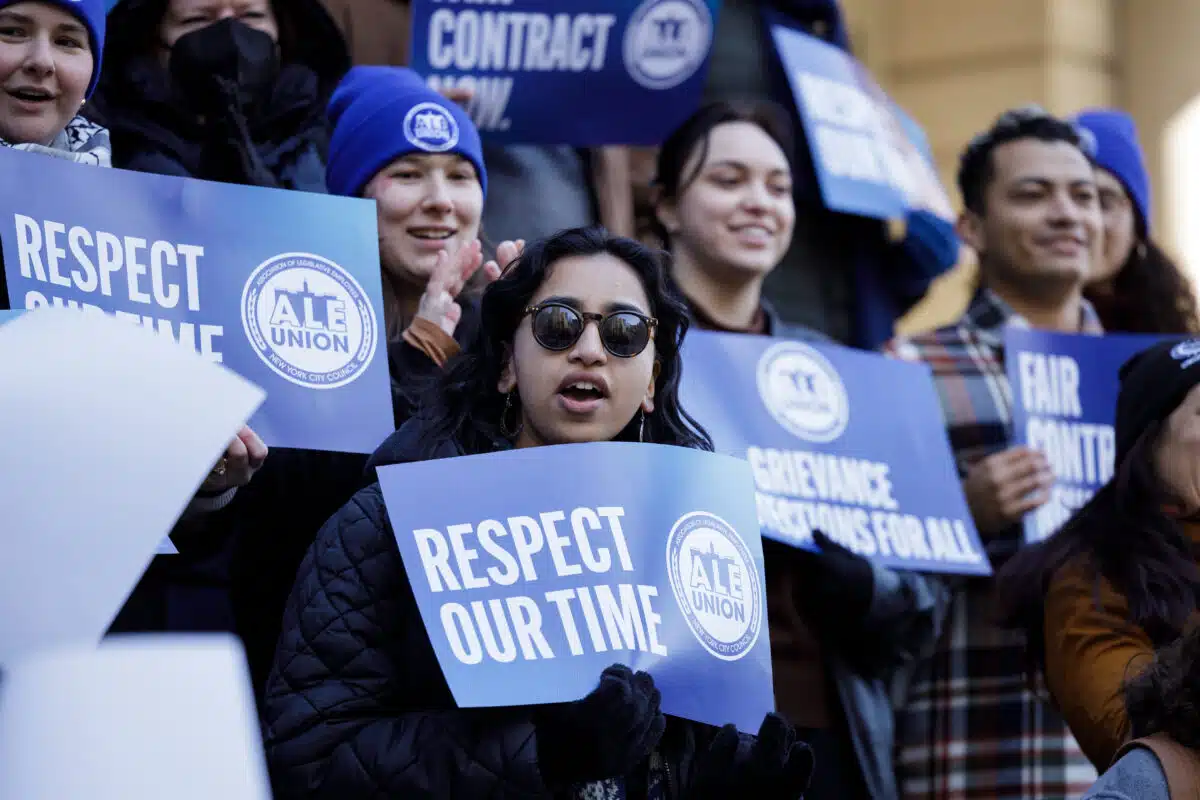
262,226,814,800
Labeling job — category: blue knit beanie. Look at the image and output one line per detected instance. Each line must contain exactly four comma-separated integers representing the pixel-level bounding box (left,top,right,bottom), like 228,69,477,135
1072,108,1152,234
0,0,106,98
325,66,487,199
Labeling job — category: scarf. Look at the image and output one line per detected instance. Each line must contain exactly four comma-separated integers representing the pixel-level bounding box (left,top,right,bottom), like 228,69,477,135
572,751,668,800
0,115,112,167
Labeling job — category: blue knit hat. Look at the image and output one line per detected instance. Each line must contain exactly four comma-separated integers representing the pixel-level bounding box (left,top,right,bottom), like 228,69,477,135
1072,108,1152,234
0,0,106,98
325,66,486,199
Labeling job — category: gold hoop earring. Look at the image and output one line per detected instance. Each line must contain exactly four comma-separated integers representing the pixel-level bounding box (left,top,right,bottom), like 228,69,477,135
501,391,523,438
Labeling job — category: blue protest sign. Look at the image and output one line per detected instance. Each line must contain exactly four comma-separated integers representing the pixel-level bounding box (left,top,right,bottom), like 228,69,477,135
377,442,774,732
1006,329,1171,543
408,0,721,145
0,309,23,325
0,148,393,454
679,331,990,575
767,15,953,221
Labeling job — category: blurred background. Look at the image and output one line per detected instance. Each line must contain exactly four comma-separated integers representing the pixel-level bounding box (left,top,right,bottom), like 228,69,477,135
845,0,1200,334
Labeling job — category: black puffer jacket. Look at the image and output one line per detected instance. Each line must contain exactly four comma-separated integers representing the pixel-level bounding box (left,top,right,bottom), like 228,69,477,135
262,421,705,799
86,0,349,191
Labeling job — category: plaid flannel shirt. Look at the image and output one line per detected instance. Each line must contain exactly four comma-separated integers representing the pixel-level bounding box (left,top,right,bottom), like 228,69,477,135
884,288,1102,799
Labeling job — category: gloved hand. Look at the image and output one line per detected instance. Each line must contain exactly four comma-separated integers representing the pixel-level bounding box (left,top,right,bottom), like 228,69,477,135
792,530,874,624
791,530,881,674
686,713,814,799
533,664,666,788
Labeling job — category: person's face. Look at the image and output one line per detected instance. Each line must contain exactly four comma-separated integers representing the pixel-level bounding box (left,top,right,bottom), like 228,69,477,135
959,138,1100,291
159,0,278,49
363,153,484,291
499,252,658,447
658,121,795,280
1089,168,1137,286
1154,384,1200,512
0,2,92,147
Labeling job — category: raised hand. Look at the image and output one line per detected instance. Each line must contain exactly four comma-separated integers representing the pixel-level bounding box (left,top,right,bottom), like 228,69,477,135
414,239,484,337
482,238,525,283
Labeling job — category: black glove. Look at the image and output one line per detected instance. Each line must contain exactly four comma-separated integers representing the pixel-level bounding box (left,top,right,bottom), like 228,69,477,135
687,713,814,799
791,530,874,623
790,530,881,674
533,664,666,788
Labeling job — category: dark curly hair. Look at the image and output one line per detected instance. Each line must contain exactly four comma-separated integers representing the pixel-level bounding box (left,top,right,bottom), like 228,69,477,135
995,420,1200,673
416,226,713,459
1125,622,1200,748
1086,241,1200,335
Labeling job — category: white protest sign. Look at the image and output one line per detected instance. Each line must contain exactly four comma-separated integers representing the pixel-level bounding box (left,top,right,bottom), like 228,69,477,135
0,308,264,663
0,635,271,799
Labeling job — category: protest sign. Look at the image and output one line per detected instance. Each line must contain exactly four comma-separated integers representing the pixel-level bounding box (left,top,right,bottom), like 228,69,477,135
679,331,989,575
767,15,954,221
0,148,393,454
0,636,271,800
378,442,774,732
0,309,264,663
1006,328,1170,543
408,0,721,145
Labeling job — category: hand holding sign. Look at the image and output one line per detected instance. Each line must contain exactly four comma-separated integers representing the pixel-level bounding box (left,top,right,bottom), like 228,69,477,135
534,664,665,788
963,446,1054,537
687,713,815,800
199,425,268,494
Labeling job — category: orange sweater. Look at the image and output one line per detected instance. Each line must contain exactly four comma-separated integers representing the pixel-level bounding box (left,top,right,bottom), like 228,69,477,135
1043,527,1200,771
1043,562,1155,769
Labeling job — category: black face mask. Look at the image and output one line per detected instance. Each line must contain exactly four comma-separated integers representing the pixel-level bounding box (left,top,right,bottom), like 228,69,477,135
168,18,279,111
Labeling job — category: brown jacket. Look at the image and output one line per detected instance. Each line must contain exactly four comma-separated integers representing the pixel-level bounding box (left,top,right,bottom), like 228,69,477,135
318,0,634,236
1044,526,1200,771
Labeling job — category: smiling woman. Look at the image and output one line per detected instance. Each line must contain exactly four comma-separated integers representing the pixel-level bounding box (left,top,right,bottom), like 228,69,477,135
323,64,529,425
256,227,816,800
0,0,110,164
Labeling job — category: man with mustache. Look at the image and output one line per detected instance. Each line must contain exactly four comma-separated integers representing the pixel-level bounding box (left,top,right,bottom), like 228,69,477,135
885,105,1105,799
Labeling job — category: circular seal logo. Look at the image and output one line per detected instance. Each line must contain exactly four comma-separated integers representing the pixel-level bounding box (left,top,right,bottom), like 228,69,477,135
241,252,378,390
666,511,763,662
403,101,460,153
623,0,713,91
755,341,849,443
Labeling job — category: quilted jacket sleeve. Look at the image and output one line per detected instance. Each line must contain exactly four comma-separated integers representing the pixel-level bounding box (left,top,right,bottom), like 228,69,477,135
262,487,552,799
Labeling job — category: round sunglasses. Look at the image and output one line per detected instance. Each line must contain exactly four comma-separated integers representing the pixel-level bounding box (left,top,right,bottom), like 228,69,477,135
523,302,658,358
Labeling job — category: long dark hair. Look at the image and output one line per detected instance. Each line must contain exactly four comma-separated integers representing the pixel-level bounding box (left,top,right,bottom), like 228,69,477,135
648,99,796,249
1124,622,1200,749
995,421,1200,671
416,226,713,459
1086,241,1200,334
